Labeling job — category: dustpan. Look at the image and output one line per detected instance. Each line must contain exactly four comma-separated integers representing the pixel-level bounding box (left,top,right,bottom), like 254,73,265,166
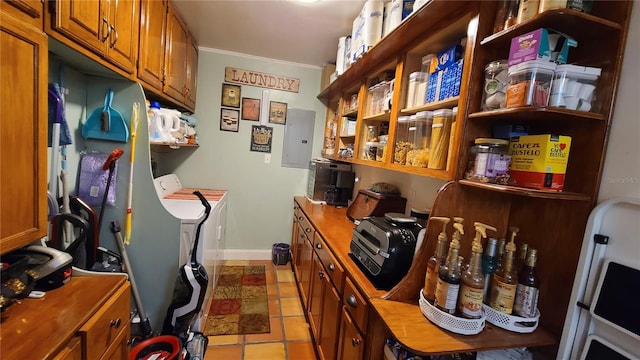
82,88,129,142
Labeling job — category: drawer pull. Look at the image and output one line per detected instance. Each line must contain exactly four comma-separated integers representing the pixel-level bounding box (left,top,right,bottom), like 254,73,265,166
319,270,325,279
351,337,361,346
110,318,122,328
346,295,357,308
298,216,303,221
328,263,335,272
315,242,322,249
305,228,312,233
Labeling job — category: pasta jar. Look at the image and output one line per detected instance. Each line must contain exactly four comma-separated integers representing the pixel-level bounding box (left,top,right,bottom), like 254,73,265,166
466,138,511,184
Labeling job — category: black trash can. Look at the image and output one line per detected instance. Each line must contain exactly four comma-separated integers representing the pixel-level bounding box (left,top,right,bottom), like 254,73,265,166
272,243,291,265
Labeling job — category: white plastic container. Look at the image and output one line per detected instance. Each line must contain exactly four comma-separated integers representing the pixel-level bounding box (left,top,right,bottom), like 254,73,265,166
505,59,556,108
549,64,601,111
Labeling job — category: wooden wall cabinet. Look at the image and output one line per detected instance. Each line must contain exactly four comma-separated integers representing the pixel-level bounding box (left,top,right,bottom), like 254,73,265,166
137,0,197,112
48,0,139,74
0,3,48,254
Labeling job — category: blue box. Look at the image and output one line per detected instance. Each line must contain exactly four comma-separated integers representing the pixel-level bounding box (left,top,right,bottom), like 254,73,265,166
436,43,463,71
492,124,529,139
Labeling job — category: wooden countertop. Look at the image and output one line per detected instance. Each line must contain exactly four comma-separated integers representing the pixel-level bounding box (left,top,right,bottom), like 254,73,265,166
294,196,556,355
0,275,128,360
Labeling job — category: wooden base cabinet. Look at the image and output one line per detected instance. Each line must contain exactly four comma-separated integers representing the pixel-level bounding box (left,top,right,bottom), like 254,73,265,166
337,310,365,360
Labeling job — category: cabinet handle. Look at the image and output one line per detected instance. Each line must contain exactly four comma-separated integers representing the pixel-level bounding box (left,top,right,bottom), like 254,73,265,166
351,337,361,346
319,270,325,279
305,228,311,233
328,263,335,272
346,294,357,308
101,17,110,42
298,216,303,221
110,318,122,328
109,25,118,48
315,242,322,249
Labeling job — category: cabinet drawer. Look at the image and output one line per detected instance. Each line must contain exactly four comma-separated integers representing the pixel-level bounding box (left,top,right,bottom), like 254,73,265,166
80,283,130,360
299,212,314,240
314,232,344,292
342,277,368,333
52,336,82,360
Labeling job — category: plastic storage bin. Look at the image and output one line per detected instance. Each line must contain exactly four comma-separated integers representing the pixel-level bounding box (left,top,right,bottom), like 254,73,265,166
407,111,432,168
549,64,601,112
505,59,556,108
394,116,412,165
428,108,454,169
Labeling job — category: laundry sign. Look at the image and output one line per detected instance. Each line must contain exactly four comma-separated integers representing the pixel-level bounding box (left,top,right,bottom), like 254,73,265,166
225,67,300,93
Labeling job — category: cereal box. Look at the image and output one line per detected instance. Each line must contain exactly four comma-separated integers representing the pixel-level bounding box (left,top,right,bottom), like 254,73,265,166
509,134,572,191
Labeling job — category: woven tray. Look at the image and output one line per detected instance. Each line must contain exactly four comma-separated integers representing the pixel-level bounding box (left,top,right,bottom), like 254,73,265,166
419,290,485,335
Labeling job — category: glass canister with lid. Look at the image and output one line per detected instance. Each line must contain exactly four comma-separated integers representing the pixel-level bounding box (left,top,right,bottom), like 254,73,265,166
465,138,511,184
481,60,509,110
407,111,433,168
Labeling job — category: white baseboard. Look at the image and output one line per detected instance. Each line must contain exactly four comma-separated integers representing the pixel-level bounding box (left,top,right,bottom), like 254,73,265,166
221,249,272,260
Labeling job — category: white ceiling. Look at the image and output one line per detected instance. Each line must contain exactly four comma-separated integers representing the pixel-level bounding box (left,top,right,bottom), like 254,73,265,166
172,0,366,68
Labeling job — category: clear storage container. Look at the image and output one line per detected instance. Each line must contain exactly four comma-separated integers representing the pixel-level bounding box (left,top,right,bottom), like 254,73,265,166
505,60,556,108
549,64,601,112
394,116,412,165
363,141,379,161
481,60,509,110
377,135,388,162
465,138,511,184
406,111,433,168
428,109,454,169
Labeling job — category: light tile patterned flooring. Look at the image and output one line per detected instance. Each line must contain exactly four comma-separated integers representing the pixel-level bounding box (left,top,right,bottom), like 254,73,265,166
204,260,317,360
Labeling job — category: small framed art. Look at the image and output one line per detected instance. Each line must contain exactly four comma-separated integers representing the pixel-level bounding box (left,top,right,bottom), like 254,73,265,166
269,101,287,125
221,83,241,108
241,97,260,121
220,108,239,132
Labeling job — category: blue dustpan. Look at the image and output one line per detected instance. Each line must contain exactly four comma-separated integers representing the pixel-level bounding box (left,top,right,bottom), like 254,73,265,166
82,88,129,143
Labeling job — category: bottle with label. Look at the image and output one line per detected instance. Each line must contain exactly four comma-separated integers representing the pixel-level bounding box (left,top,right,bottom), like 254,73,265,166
435,218,464,314
482,237,498,303
458,222,497,319
489,227,519,314
517,0,540,24
495,238,507,272
516,243,529,273
514,249,540,317
423,217,451,303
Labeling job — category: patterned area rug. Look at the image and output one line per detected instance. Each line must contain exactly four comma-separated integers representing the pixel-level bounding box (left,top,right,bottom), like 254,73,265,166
204,265,270,336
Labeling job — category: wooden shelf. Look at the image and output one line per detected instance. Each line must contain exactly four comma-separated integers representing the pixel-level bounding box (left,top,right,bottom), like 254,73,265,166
370,298,556,356
401,97,460,115
342,109,358,118
387,163,452,180
468,107,606,122
458,179,591,201
150,142,199,149
480,8,622,47
363,112,391,122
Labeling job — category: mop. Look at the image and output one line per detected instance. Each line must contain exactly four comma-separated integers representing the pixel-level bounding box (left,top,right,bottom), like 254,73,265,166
124,102,140,245
48,82,73,246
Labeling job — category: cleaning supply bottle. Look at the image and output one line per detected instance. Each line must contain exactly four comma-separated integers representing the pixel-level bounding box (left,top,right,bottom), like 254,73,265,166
148,101,163,142
423,216,450,303
514,248,540,317
434,217,463,314
458,222,496,319
489,226,519,314
481,237,498,303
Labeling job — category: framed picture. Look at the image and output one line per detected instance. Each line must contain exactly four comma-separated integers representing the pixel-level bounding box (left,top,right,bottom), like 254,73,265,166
220,108,239,132
269,101,287,125
241,97,260,121
250,125,273,153
221,83,241,108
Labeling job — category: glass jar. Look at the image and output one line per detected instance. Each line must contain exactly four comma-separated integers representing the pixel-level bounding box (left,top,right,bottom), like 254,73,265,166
363,141,379,161
481,60,509,110
377,135,388,162
394,116,412,165
465,138,511,184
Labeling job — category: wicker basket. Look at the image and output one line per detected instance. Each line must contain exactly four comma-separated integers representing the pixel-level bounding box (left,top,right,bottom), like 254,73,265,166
483,304,540,333
419,290,485,335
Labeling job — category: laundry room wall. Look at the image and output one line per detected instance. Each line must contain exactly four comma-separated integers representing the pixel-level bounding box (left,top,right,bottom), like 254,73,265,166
160,49,327,257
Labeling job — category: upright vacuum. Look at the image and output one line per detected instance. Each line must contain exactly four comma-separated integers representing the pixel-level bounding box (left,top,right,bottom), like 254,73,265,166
162,191,211,349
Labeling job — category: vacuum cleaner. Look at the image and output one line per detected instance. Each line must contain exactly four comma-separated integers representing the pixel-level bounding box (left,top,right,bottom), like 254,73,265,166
162,190,211,347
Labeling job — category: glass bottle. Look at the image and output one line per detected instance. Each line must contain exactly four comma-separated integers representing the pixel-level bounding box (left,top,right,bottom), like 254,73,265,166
495,238,507,272
489,227,519,314
514,249,540,317
423,217,450,303
459,222,496,319
516,243,529,273
435,219,463,314
481,238,498,303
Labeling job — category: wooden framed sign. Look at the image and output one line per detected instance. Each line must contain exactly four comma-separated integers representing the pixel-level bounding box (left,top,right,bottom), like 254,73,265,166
225,67,300,93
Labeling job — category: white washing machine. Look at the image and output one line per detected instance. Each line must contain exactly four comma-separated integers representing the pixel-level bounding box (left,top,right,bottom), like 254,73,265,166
153,174,227,309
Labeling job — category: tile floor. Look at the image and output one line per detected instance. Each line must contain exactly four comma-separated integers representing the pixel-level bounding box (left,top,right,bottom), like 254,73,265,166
204,260,317,360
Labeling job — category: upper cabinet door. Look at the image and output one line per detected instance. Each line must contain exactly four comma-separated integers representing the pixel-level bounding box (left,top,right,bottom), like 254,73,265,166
0,10,48,253
163,1,188,103
104,0,138,74
185,35,198,111
137,0,166,91
53,0,104,55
